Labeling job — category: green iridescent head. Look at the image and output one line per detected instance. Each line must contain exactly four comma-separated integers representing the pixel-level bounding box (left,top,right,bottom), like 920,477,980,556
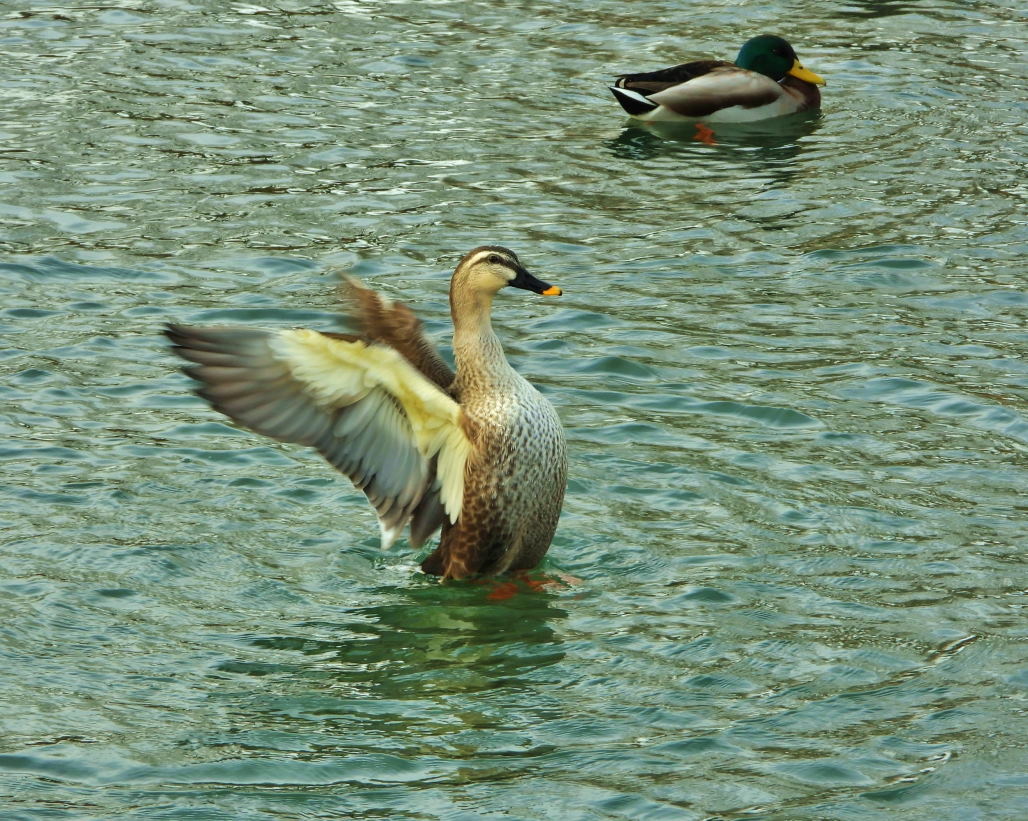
735,35,826,85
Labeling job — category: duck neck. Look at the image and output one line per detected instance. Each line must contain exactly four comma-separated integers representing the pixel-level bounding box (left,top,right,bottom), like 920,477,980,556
451,288,514,388
781,74,821,107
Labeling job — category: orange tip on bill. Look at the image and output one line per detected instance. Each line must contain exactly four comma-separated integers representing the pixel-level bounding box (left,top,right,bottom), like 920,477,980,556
542,285,562,296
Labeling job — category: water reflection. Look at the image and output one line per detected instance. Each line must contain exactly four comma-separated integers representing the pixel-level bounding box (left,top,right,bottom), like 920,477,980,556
835,1,922,19
651,111,821,147
241,581,568,697
606,111,823,189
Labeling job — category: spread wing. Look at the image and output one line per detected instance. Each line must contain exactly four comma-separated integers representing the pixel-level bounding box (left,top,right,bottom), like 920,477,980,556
647,67,780,117
614,59,730,95
164,324,471,548
343,276,454,392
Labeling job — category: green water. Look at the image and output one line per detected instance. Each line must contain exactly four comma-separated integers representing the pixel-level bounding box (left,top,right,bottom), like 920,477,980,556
2,1,1026,818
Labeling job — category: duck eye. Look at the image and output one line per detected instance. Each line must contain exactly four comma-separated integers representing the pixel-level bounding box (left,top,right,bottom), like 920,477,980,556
488,254,502,265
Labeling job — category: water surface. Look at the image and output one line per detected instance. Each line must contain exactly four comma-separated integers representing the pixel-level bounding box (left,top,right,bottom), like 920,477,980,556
2,1,1026,819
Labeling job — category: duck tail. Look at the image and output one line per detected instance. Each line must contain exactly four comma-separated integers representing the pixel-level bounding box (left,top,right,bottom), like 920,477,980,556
609,86,658,117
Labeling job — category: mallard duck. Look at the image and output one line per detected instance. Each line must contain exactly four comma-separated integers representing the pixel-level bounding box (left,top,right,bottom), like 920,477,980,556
610,34,825,123
165,247,567,580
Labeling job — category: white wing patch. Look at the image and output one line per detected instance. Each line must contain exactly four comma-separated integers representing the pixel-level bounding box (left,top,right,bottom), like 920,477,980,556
271,329,471,523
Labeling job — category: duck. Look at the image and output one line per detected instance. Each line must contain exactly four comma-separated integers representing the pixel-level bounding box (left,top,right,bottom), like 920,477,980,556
164,247,567,580
610,34,825,123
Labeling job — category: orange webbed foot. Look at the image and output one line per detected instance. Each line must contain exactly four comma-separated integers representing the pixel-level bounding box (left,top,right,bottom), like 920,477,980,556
482,570,581,600
485,580,520,601
693,123,717,145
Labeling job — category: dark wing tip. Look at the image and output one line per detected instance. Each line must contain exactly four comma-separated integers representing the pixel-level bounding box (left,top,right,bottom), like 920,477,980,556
610,86,659,116
163,322,188,345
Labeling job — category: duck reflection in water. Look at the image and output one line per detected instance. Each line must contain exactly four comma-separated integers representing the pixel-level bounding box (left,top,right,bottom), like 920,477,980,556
606,110,823,190
245,580,569,699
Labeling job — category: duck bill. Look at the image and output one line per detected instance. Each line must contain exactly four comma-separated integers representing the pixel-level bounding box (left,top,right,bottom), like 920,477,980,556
510,266,561,296
788,59,826,86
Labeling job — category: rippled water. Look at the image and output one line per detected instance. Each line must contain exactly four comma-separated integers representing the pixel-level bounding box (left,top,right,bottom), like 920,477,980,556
2,1,1026,818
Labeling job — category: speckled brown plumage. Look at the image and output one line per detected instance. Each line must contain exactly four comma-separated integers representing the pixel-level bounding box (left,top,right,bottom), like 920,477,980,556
423,376,567,579
419,246,567,578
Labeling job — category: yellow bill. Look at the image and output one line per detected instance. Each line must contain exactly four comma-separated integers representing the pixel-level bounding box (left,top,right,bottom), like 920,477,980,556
789,59,826,86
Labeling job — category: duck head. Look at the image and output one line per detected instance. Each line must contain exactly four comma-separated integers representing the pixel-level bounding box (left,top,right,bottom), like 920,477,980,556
735,35,826,86
454,246,561,298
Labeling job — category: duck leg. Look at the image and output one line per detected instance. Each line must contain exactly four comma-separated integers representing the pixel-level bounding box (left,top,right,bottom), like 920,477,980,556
693,123,717,145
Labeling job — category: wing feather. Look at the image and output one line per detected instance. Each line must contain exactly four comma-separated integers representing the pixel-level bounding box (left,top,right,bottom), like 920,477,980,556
614,59,730,94
648,68,780,117
165,324,472,547
272,328,471,522
342,276,455,391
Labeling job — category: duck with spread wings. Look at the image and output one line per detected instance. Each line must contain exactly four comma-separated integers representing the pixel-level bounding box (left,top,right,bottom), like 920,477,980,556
165,246,566,580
